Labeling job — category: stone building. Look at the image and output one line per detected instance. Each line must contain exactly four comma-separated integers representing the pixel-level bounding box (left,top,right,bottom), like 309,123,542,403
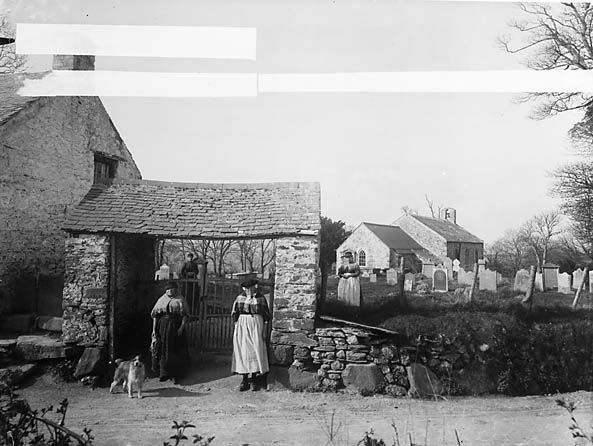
60,180,321,368
0,55,141,316
392,208,483,271
335,222,440,274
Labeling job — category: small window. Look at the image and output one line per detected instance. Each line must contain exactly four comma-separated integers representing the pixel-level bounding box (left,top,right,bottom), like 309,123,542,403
358,250,366,267
94,154,117,183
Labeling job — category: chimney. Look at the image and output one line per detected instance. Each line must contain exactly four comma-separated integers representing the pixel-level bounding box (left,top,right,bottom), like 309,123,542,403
440,207,457,225
52,55,95,71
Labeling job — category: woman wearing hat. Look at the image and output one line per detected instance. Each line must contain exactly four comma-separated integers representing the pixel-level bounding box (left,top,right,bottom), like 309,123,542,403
151,281,190,383
338,253,361,306
231,278,270,391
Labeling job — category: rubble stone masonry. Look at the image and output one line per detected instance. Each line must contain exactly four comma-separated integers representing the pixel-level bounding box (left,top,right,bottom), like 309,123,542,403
0,96,140,314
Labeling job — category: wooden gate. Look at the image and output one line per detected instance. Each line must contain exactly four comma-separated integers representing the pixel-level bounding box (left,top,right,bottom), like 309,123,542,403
136,277,274,354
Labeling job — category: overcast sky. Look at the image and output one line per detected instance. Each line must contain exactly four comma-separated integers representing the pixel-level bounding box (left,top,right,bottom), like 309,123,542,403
4,0,582,243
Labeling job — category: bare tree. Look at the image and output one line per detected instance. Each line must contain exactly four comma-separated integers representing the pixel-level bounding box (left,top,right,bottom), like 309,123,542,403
207,240,235,277
424,194,444,219
553,162,593,259
400,206,418,215
490,229,529,275
519,210,562,271
0,16,26,74
236,239,257,272
498,3,593,120
258,239,276,275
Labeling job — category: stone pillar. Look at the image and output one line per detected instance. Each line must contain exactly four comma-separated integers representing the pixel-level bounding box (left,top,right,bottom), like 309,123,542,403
270,235,320,367
62,234,110,346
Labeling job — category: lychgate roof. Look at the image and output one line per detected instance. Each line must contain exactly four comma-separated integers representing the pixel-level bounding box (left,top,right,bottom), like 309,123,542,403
63,179,321,238
411,215,483,244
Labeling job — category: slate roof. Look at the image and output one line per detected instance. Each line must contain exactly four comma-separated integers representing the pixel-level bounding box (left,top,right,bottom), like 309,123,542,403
363,223,423,252
0,73,45,125
411,215,483,244
63,179,321,238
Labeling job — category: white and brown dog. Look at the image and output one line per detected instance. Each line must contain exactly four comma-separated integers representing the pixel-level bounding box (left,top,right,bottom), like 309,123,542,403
109,355,146,399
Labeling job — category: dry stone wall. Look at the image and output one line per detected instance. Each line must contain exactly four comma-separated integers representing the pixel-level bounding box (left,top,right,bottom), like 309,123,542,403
62,234,110,346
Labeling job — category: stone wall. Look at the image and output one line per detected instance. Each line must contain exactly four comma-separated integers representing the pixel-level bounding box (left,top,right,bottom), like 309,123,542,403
393,215,447,260
270,235,319,365
336,224,390,273
62,235,110,346
0,96,141,314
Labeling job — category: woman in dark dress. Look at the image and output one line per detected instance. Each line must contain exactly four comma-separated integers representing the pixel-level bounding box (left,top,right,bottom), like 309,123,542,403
337,254,361,306
151,281,190,383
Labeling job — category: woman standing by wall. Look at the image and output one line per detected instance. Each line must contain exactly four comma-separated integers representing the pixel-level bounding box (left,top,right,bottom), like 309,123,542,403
337,254,361,306
151,281,190,383
231,278,270,391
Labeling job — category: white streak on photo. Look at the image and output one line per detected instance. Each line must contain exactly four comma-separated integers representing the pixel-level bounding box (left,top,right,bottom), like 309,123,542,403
259,71,593,93
19,71,258,97
16,23,256,60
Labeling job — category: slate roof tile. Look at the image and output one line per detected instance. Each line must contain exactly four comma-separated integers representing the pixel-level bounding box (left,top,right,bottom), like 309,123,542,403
63,179,321,238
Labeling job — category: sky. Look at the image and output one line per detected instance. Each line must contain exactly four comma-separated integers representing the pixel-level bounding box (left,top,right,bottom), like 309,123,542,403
2,0,583,243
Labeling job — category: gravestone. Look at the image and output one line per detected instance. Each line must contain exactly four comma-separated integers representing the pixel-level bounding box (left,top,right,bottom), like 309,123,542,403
404,273,415,292
444,258,453,277
496,272,502,285
542,264,559,290
513,269,531,293
573,268,585,290
369,274,377,283
386,268,398,286
590,273,593,295
479,269,497,291
263,270,270,280
535,272,544,292
433,268,448,292
478,259,486,273
452,259,460,273
558,272,572,294
457,268,469,285
422,263,434,278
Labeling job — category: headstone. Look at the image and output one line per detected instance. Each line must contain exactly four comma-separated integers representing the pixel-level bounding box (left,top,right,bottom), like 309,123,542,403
457,267,469,285
444,258,453,277
263,269,270,280
573,268,585,290
369,274,377,283
386,268,398,286
542,264,559,290
422,263,434,278
590,273,593,295
452,259,460,272
406,363,443,398
558,272,572,294
479,269,497,291
496,272,503,285
535,272,544,292
478,259,486,273
404,273,415,292
513,269,531,293
154,264,170,280
433,268,448,292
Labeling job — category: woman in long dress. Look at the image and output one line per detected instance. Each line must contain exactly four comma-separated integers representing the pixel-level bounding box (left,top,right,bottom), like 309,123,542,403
151,281,190,383
337,254,361,306
231,278,270,391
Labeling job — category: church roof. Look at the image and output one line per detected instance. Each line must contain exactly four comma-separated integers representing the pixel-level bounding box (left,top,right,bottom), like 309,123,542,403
63,179,321,239
363,223,423,252
410,215,483,244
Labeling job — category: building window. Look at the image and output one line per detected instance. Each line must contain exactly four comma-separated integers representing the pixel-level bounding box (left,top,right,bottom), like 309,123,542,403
94,154,117,183
358,250,366,267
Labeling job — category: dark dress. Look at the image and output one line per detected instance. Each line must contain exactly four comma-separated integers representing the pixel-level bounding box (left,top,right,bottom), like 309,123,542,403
151,295,190,380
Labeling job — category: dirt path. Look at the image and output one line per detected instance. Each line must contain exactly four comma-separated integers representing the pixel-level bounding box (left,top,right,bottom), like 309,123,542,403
19,358,593,446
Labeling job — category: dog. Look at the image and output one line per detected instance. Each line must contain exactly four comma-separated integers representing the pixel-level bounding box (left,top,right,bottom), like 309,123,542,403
109,355,146,399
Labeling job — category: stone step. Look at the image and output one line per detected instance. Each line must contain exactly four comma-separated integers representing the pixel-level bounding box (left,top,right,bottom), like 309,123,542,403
0,338,18,366
35,316,63,333
15,335,81,361
0,363,38,386
0,314,35,334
